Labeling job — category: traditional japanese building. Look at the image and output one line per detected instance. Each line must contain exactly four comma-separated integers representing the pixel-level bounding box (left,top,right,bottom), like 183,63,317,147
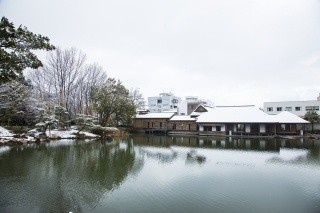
132,112,175,133
169,115,197,133
132,105,309,136
196,105,308,136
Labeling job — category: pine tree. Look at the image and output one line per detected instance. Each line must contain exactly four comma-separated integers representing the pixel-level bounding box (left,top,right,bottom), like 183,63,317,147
0,17,55,83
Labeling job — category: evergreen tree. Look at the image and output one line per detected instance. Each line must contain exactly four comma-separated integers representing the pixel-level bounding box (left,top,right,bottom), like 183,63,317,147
0,17,55,83
91,78,136,126
0,80,40,126
304,111,320,133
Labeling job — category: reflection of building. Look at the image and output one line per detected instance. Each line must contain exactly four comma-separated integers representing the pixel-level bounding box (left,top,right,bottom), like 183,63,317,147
148,93,181,113
133,105,309,136
264,94,320,117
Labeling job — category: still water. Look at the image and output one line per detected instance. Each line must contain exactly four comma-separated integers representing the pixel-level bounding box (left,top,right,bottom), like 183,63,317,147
1,135,320,213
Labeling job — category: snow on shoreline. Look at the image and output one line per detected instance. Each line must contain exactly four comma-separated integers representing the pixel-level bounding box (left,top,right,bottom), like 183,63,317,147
46,129,99,139
0,126,14,137
1,125,100,140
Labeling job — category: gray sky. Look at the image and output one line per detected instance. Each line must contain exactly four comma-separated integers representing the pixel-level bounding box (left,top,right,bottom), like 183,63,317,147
1,0,320,107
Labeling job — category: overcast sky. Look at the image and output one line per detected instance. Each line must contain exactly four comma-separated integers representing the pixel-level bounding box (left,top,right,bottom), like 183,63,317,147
1,0,320,107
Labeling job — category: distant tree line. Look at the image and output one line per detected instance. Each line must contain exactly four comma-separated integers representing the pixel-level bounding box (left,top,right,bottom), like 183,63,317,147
0,17,144,127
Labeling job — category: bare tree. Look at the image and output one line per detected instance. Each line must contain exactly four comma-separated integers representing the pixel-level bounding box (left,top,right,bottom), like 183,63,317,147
44,47,87,117
26,47,108,120
130,88,145,110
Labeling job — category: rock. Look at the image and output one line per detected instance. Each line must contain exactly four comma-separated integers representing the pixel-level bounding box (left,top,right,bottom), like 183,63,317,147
13,134,20,138
76,133,86,139
50,134,61,139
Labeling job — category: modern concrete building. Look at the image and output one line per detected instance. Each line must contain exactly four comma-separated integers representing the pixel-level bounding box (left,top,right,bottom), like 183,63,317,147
264,95,320,117
148,93,181,113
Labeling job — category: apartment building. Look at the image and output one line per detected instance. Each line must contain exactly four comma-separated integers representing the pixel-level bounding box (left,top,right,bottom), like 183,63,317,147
148,93,181,113
264,94,320,117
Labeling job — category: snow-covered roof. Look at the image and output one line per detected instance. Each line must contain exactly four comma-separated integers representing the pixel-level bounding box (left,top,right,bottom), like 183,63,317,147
190,105,214,117
134,112,175,119
170,115,196,121
196,106,310,124
196,106,276,123
273,111,309,124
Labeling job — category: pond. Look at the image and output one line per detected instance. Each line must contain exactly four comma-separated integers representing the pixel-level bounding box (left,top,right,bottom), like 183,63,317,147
0,135,320,213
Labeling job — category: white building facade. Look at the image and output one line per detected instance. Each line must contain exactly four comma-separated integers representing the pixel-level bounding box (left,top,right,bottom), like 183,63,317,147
264,99,320,117
148,93,181,113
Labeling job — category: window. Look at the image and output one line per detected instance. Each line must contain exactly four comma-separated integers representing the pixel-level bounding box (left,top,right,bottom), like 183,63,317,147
157,99,162,104
276,107,282,111
306,106,320,111
285,107,292,111
267,107,273,112
295,107,301,111
216,126,221,131
204,126,212,131
237,124,244,131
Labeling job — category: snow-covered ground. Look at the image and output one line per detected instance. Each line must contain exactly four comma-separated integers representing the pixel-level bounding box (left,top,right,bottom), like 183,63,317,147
46,129,99,139
0,126,14,137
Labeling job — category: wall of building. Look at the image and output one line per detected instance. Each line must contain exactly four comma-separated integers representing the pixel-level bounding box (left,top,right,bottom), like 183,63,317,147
133,118,171,129
148,93,181,113
170,121,197,131
264,100,320,117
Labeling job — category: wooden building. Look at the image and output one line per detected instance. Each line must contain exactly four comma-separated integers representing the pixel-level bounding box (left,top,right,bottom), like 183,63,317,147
132,105,309,136
169,116,197,132
132,112,175,133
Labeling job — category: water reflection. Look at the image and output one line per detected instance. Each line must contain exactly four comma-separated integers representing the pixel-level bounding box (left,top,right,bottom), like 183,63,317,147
1,135,320,213
139,147,178,164
131,134,320,152
0,139,144,212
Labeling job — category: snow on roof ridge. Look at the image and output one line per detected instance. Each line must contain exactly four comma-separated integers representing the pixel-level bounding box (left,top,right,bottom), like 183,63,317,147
215,105,255,108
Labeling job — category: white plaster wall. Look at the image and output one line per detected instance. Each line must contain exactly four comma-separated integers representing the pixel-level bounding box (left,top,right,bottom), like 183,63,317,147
260,124,266,133
199,125,204,131
245,124,250,133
